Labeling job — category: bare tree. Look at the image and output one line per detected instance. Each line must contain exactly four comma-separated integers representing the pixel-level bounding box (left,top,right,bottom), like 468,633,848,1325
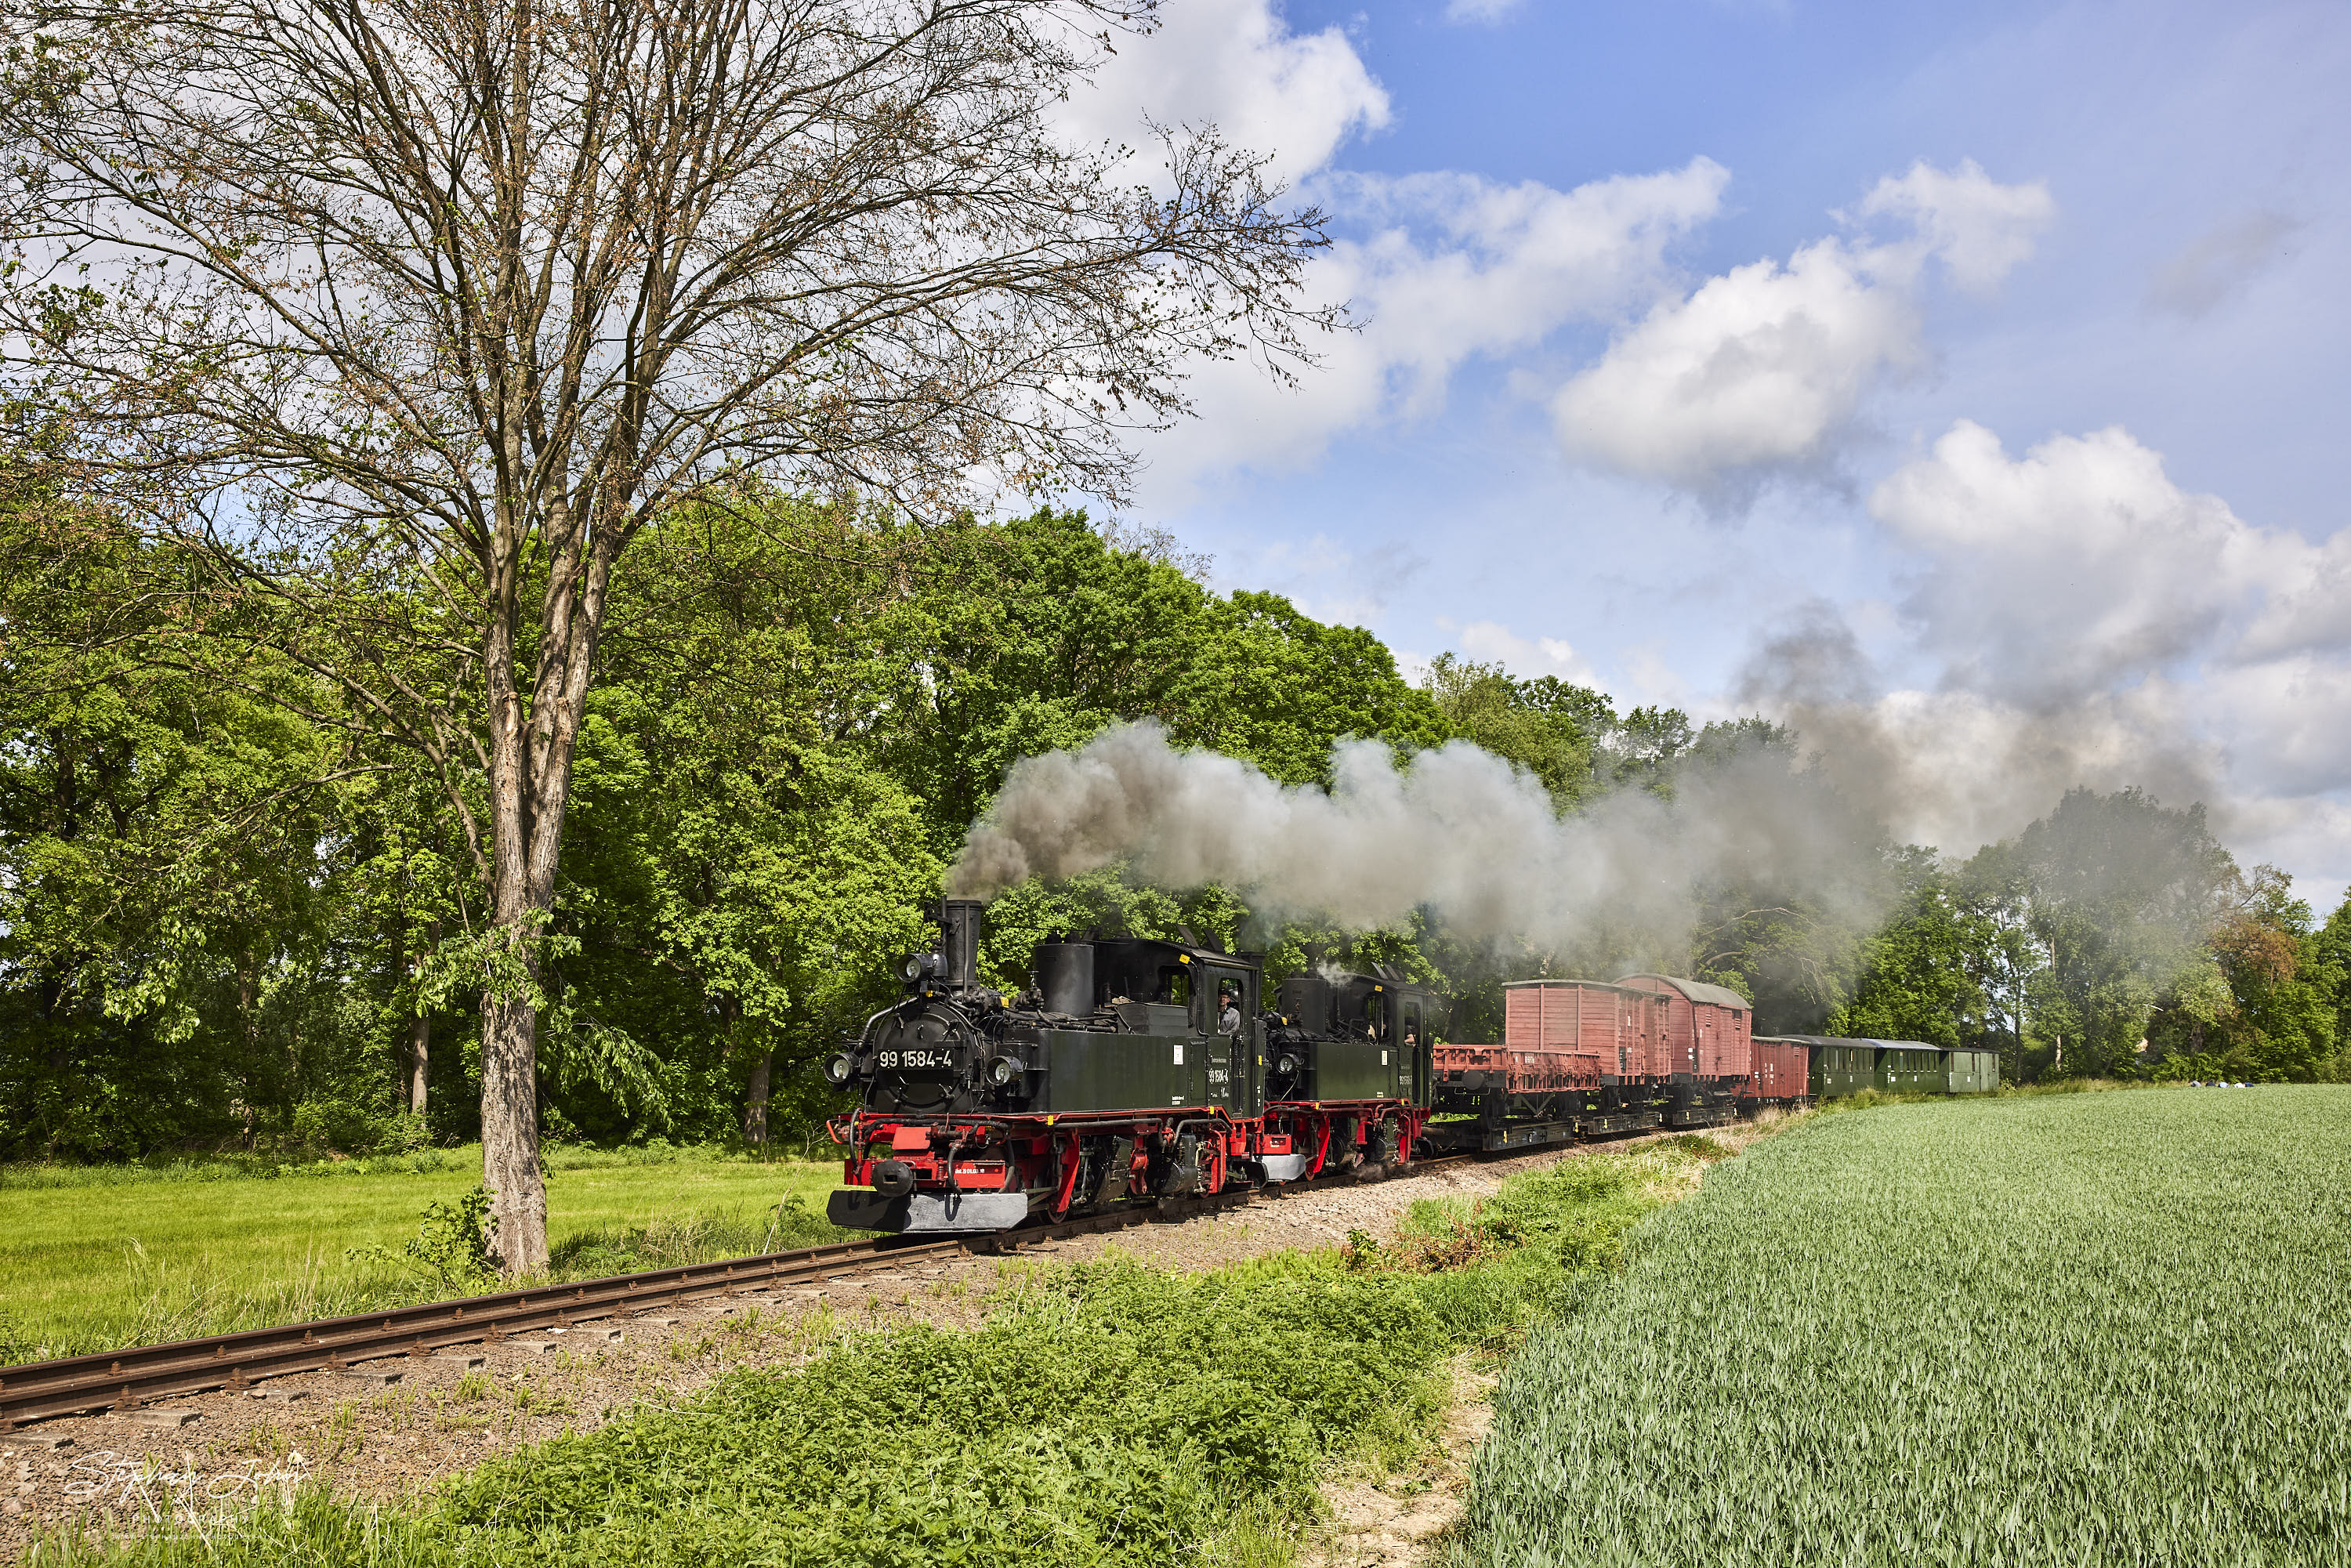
0,0,1333,1269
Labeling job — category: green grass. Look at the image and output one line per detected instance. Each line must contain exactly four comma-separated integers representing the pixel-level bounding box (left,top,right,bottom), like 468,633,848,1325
14,1142,1722,1568
0,1148,855,1363
1451,1085,2351,1568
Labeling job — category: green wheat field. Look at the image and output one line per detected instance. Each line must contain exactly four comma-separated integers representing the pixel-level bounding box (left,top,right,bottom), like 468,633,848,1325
1453,1086,2351,1567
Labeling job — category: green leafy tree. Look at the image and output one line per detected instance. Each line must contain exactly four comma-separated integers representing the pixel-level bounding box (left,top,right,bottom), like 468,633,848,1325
2148,867,2340,1081
0,496,394,1157
5,0,1338,1269
1828,852,1995,1048
1418,654,1603,807
2008,788,2238,1078
538,498,941,1145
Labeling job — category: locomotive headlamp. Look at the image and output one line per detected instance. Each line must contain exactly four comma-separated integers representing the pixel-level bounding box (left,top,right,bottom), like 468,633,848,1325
822,1052,853,1086
897,951,940,983
985,1054,1027,1086
1274,1053,1299,1076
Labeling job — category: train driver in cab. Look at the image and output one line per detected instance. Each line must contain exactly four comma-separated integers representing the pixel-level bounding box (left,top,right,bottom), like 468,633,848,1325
1218,983,1242,1036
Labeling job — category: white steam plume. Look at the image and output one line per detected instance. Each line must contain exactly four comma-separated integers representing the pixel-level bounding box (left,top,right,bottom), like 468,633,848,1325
949,722,1885,947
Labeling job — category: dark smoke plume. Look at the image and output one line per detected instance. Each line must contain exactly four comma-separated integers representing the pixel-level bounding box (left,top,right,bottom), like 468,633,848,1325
949,721,1889,949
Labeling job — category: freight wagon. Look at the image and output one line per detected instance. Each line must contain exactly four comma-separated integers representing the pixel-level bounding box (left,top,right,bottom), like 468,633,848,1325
1427,973,1793,1152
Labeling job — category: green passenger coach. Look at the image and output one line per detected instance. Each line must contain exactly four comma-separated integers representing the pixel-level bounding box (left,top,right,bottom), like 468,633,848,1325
1777,1037,1872,1099
1766,1036,2001,1101
1875,1041,1940,1092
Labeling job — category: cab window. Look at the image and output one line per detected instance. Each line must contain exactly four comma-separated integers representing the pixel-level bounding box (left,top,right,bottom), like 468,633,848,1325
1202,968,1248,1034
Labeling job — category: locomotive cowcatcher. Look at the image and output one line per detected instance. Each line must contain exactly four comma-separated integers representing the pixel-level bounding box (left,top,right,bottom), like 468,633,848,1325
824,900,1440,1233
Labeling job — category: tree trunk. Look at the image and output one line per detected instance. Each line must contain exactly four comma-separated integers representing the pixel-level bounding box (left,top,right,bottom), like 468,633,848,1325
404,921,437,1117
405,1013,430,1117
744,1050,773,1146
480,987,548,1271
476,523,610,1274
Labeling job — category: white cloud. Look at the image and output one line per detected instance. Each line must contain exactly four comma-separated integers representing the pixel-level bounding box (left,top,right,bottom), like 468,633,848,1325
1216,532,1425,629
1780,683,2222,856
1146,158,1730,489
1550,162,2054,500
1061,0,1733,499
1552,239,1925,498
1059,0,1389,188
1867,420,2262,702
2239,529,2351,661
1444,619,1603,685
1853,158,2056,295
1736,420,2351,875
1868,419,2351,693
1444,0,1523,24
2193,655,2351,798
1621,643,1695,709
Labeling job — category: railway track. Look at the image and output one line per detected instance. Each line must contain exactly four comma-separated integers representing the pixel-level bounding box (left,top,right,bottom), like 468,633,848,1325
0,1152,1485,1434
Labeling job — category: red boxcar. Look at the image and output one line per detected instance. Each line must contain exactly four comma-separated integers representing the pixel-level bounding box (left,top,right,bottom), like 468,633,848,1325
1739,1036,1809,1103
1498,980,1668,1079
1615,974,1752,1081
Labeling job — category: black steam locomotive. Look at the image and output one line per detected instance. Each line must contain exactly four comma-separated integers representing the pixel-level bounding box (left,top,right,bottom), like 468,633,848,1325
823,900,1437,1233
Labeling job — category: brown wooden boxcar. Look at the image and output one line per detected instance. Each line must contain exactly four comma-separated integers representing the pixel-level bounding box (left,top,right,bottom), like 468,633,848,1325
1499,980,1663,1081
1738,1035,1811,1105
1615,973,1752,1081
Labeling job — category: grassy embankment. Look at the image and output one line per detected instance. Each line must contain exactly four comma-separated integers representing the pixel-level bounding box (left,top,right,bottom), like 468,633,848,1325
0,1147,855,1363
12,1137,1733,1568
1451,1085,2351,1567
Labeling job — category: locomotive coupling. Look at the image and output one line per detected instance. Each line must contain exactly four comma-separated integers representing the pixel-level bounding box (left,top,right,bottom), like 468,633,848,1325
871,1159,918,1198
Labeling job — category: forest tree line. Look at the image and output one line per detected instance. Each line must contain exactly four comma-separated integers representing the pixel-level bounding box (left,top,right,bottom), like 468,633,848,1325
5,491,2347,1163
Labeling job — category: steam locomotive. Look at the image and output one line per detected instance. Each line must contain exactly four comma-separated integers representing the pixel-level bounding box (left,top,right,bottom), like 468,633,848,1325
823,900,1437,1233
824,902,1991,1233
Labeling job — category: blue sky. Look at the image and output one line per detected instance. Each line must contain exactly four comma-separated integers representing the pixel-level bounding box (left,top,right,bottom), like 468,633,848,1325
1064,0,2351,903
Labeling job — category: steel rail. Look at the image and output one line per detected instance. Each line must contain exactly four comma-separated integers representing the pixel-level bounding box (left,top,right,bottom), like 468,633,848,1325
0,1154,1484,1431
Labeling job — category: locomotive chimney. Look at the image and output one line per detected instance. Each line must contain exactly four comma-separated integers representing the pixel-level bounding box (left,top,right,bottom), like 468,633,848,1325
940,898,984,990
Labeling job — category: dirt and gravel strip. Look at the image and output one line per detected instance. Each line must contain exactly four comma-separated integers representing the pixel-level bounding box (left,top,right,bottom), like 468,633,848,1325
0,1124,1777,1559
1299,1114,1790,1568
